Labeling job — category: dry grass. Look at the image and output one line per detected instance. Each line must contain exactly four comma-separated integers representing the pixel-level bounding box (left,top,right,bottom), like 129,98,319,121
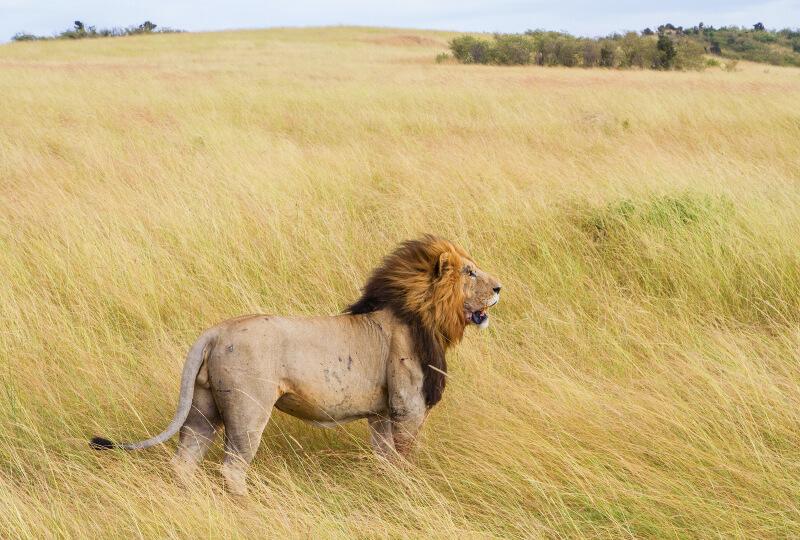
2,26,800,538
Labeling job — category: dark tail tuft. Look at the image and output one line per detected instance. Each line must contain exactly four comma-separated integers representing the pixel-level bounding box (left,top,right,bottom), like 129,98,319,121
89,436,116,450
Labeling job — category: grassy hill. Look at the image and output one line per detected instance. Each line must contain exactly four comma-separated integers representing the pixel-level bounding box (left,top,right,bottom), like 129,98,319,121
1,27,800,538
692,25,800,66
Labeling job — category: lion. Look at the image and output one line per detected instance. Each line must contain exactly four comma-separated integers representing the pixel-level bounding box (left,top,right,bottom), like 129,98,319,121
90,235,501,495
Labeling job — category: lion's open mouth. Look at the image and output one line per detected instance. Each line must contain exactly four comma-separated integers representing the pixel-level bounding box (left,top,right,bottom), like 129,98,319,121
468,309,488,325
466,296,498,326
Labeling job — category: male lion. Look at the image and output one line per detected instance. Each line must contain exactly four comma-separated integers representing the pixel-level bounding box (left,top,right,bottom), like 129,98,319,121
91,235,501,495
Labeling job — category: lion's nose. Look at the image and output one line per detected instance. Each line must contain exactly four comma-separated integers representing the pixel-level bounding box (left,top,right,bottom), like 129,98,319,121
493,286,502,293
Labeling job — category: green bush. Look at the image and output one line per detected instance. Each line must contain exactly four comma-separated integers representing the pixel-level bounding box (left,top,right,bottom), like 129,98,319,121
490,34,534,65
449,35,492,64
435,52,451,64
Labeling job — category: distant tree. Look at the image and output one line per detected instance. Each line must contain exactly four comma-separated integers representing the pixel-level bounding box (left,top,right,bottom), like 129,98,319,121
62,20,89,39
753,22,765,31
655,34,677,69
599,41,616,67
642,27,654,36
582,41,600,66
139,21,157,32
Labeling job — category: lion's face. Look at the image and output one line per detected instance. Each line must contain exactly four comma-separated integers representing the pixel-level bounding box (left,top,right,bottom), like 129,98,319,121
461,259,501,329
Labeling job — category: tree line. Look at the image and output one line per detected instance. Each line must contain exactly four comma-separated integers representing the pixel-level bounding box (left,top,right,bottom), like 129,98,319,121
12,20,183,42
447,23,800,69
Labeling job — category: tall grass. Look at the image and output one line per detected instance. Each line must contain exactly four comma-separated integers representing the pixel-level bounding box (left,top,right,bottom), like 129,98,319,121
1,27,799,538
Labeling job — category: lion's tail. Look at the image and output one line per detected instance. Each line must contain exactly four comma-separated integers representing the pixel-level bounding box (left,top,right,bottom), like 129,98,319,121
89,328,218,451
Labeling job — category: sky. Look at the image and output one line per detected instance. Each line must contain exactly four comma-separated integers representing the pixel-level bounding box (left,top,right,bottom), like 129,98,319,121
2,0,799,42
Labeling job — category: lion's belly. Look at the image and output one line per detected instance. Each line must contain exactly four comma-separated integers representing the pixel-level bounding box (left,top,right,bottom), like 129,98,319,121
273,389,385,426
210,313,391,424
275,349,389,423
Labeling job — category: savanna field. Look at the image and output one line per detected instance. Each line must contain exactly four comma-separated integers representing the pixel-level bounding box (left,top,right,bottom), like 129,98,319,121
2,26,800,538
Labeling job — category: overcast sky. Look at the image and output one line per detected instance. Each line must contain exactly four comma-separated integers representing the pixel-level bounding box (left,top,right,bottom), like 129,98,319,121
2,0,798,42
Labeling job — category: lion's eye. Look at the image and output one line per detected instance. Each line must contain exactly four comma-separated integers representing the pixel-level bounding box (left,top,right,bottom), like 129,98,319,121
468,270,477,278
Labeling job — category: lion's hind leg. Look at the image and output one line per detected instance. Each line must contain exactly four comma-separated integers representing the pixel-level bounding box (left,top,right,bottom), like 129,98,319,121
217,383,279,497
171,385,221,486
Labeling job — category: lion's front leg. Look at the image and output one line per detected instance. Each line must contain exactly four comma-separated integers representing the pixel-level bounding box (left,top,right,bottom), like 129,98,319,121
385,332,428,460
387,358,427,459
390,408,426,458
368,415,395,457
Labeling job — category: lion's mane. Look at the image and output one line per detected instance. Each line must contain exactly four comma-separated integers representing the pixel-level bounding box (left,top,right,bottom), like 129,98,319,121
345,235,469,407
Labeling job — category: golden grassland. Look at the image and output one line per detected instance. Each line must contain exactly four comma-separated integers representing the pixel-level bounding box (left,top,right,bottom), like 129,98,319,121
1,26,800,538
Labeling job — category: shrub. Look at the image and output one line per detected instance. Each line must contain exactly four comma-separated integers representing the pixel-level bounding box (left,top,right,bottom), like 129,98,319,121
449,35,492,64
434,52,451,64
490,34,534,65
11,32,40,41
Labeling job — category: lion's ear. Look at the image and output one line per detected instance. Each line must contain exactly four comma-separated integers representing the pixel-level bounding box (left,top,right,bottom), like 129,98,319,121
435,252,452,277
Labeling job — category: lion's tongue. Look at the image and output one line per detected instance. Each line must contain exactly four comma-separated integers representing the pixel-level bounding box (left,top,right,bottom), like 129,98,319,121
471,309,487,325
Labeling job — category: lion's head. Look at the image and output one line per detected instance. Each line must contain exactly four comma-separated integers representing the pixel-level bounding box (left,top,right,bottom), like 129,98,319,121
346,235,501,407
